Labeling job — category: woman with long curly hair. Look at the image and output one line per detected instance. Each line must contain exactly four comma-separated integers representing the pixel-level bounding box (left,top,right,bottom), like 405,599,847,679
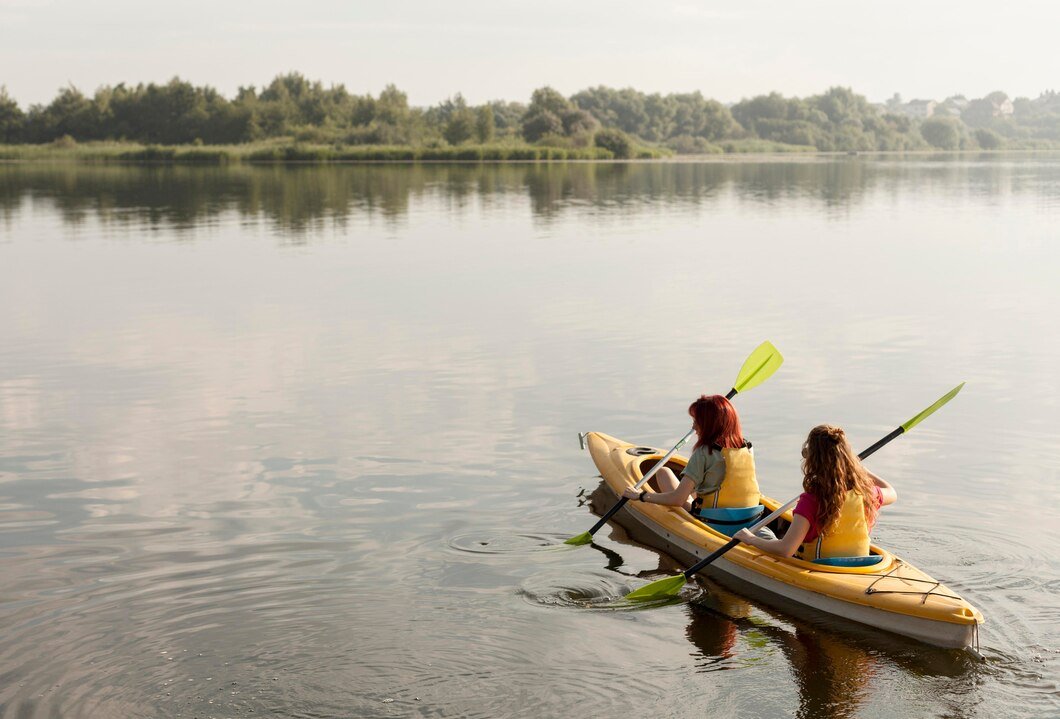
734,424,897,559
621,395,760,516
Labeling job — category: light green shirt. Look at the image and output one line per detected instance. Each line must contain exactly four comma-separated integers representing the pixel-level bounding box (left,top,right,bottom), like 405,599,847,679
681,445,727,496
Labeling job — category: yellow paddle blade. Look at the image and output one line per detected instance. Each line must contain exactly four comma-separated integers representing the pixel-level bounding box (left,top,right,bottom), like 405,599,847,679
625,575,687,601
731,341,784,394
901,382,965,433
564,531,593,546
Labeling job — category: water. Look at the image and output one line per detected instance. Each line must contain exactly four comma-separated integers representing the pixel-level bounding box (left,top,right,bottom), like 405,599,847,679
0,157,1057,718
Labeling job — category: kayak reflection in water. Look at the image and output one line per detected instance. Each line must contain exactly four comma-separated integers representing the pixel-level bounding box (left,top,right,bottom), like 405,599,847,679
735,425,897,560
621,395,761,516
684,579,976,718
685,592,878,719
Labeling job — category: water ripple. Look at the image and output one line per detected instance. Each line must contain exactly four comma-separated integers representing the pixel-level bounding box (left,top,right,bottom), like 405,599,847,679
447,529,572,555
519,569,683,611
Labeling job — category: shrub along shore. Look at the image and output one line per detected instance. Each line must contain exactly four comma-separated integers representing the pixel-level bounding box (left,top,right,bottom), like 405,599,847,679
0,141,630,164
1,140,1055,166
0,138,825,164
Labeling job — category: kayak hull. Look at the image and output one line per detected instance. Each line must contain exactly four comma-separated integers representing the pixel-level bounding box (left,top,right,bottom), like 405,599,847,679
585,432,983,649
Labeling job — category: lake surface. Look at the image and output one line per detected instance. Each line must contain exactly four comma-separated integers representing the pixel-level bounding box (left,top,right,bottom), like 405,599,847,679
1,157,1058,718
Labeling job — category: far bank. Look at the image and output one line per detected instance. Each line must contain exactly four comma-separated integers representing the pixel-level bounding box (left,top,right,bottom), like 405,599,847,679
5,140,1058,166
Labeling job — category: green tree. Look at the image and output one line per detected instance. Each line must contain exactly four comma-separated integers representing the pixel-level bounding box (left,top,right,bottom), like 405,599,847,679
522,111,562,142
730,87,909,150
427,94,475,145
920,117,961,149
261,73,340,127
424,94,462,126
26,85,103,141
203,101,256,143
375,84,410,126
594,128,633,158
474,105,495,143
0,86,25,142
444,107,475,145
522,86,574,142
809,86,873,126
984,91,1009,106
526,87,571,117
487,101,526,132
670,92,736,141
98,78,215,143
560,107,597,136
961,99,996,128
349,95,376,126
572,86,648,137
641,93,675,140
731,92,796,131
974,128,1003,149
868,113,925,150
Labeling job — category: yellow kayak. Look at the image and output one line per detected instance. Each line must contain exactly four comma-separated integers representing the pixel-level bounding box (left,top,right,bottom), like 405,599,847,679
585,431,984,649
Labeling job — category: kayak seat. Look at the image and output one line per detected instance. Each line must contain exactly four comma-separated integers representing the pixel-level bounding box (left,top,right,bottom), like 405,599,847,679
811,555,885,568
693,504,764,537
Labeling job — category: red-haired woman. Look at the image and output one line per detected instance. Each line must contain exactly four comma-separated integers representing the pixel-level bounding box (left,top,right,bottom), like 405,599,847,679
621,395,761,517
734,425,897,560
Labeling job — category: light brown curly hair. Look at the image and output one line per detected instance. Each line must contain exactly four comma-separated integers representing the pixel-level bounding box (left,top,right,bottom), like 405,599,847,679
801,425,878,534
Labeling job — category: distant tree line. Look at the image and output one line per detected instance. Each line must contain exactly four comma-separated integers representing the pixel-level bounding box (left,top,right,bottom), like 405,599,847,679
1,74,1059,154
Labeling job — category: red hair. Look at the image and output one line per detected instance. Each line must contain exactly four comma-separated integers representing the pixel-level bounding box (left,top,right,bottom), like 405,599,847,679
688,395,745,452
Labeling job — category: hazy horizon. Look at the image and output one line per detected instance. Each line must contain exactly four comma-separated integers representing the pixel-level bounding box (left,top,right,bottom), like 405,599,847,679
1,0,1057,108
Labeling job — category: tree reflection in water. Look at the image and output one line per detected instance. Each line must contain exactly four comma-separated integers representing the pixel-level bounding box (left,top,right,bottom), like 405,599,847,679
1,159,1032,236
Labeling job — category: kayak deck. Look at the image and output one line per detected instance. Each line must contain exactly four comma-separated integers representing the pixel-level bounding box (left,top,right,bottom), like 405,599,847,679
585,431,984,649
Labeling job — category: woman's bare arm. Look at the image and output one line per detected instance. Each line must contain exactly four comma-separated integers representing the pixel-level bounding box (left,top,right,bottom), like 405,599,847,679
622,477,696,507
734,514,811,557
866,469,897,506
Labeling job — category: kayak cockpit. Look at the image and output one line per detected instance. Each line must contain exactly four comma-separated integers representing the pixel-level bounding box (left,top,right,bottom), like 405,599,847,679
634,454,896,575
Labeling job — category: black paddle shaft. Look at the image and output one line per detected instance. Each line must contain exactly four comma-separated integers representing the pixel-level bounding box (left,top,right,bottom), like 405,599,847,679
680,425,905,580
857,426,904,461
585,387,739,538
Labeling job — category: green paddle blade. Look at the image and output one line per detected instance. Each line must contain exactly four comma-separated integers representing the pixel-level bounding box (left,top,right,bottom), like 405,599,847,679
901,382,965,433
625,574,688,601
564,531,593,546
731,341,784,395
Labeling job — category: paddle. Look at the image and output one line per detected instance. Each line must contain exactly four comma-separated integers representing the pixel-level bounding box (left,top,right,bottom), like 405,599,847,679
564,341,784,546
625,382,966,600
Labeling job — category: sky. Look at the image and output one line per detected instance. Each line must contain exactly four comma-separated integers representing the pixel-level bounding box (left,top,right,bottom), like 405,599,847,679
1,0,1057,108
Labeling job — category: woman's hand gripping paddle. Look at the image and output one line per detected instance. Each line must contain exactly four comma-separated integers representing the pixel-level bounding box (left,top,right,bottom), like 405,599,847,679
624,382,965,600
564,341,784,546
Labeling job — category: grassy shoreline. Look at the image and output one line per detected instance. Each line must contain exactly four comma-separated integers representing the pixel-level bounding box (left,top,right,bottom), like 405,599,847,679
0,141,631,164
0,139,815,165
1,141,1057,165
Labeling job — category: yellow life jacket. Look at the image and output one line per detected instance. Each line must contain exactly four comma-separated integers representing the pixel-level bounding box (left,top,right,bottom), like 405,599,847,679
699,444,760,509
800,490,872,559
